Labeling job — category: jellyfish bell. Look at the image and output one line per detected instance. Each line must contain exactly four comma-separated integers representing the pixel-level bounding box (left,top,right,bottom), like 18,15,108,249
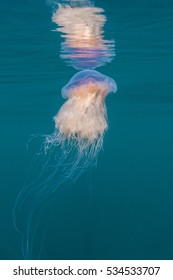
61,70,117,99
54,70,117,142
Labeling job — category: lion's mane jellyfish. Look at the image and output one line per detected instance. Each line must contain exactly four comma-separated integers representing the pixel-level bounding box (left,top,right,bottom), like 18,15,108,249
54,69,116,141
14,70,117,259
45,69,117,180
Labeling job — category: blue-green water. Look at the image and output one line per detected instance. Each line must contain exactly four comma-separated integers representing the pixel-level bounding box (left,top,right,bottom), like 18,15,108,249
1,0,173,259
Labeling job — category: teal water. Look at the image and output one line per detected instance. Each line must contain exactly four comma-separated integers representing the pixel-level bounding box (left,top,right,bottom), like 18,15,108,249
1,0,173,259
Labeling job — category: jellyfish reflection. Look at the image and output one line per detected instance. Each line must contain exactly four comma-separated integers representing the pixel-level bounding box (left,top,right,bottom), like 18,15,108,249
52,4,115,69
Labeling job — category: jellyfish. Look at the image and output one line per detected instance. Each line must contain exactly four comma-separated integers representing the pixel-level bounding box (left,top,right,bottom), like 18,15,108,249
54,69,116,141
45,69,117,184
13,70,117,259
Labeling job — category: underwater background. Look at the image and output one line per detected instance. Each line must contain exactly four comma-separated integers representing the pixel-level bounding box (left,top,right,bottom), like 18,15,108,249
1,0,173,259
